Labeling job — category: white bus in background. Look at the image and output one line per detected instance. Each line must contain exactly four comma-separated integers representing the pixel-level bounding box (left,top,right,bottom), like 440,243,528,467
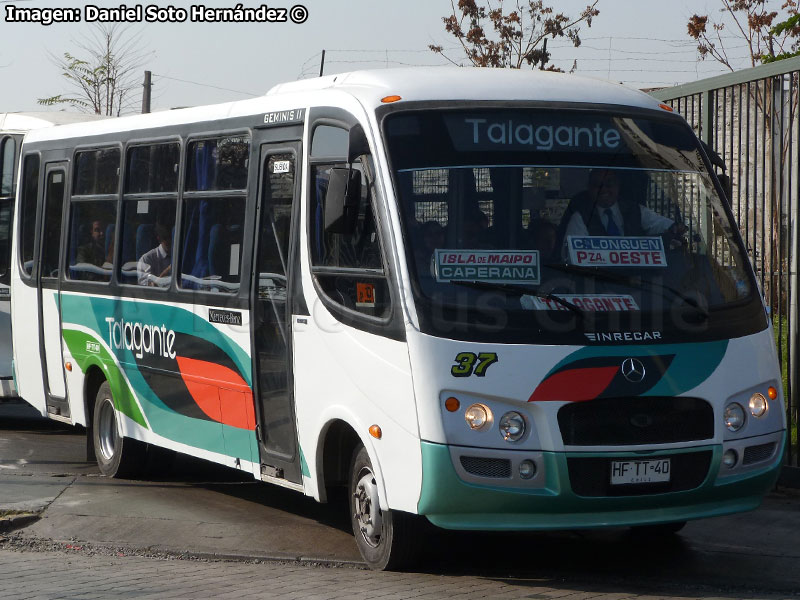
10,69,786,570
0,112,103,400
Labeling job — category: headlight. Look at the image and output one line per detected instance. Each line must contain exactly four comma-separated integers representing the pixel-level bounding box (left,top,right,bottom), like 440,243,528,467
499,411,526,442
465,403,492,430
749,393,768,418
722,449,738,468
724,402,746,432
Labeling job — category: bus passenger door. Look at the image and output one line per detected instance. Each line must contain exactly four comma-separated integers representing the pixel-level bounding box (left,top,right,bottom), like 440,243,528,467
251,141,302,484
38,164,69,418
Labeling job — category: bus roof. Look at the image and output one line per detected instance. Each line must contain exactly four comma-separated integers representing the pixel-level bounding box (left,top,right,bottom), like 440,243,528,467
0,112,106,133
23,68,668,144
267,67,663,110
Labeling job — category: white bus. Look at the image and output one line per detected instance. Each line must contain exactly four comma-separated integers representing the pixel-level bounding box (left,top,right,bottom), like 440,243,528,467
0,112,102,400
11,68,786,569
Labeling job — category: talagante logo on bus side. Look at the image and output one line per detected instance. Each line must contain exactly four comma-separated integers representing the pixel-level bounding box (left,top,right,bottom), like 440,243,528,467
105,317,176,360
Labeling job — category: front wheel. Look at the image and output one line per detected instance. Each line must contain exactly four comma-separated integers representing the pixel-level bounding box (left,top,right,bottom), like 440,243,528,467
92,381,145,478
349,445,419,570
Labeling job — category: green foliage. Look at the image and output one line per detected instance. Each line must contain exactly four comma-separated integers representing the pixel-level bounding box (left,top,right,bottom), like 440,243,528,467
761,50,800,63
761,12,800,62
771,12,800,36
37,52,109,112
36,24,146,116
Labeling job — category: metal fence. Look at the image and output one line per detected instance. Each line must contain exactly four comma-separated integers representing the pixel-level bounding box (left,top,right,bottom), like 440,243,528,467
651,56,800,483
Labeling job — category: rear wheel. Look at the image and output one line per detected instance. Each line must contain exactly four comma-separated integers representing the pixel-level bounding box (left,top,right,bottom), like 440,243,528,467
92,381,145,478
349,445,418,571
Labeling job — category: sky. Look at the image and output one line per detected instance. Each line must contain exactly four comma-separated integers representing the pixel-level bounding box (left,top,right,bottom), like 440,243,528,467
0,0,773,114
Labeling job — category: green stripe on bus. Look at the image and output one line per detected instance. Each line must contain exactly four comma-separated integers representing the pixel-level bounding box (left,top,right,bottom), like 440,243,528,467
62,328,148,429
299,446,310,478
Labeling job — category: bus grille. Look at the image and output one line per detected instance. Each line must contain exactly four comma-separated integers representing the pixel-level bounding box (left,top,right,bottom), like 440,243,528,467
459,456,512,478
567,450,712,497
558,396,714,446
742,442,776,465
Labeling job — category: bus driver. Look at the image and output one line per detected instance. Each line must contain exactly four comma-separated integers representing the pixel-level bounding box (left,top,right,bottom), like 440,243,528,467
562,169,685,244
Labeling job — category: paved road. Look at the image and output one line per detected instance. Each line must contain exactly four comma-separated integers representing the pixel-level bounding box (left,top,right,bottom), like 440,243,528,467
2,401,800,599
2,543,791,600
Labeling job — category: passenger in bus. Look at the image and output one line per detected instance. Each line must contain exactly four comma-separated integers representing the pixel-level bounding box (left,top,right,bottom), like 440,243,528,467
76,220,107,268
561,169,685,257
137,223,172,286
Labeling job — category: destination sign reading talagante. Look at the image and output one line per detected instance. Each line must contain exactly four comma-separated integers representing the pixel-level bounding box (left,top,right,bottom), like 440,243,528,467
445,113,622,152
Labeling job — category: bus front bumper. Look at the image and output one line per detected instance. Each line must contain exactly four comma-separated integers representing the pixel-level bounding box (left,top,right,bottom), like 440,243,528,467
417,435,784,530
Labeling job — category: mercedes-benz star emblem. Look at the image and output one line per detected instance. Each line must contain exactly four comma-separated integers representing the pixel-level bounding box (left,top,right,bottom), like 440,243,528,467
621,358,646,383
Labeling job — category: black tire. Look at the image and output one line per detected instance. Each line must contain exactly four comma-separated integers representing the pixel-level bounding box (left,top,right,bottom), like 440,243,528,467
349,445,419,571
631,521,687,536
92,381,145,478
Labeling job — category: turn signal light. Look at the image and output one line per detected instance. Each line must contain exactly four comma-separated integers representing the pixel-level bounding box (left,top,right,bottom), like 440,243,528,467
768,386,778,400
445,397,460,412
381,95,402,103
65,362,73,372
369,425,382,439
659,103,674,112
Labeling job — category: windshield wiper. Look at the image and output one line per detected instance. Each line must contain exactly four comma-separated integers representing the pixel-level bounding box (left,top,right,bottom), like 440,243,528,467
543,263,710,318
448,280,585,319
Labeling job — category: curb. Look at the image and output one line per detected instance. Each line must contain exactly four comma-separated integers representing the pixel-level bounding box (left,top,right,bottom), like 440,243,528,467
0,513,40,534
3,534,366,568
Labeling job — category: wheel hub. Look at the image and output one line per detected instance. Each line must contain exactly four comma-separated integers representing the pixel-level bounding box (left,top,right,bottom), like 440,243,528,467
353,469,383,547
97,399,118,461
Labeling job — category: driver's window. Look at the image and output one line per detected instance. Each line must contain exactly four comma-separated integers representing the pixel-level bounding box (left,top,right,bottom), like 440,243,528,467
308,124,390,319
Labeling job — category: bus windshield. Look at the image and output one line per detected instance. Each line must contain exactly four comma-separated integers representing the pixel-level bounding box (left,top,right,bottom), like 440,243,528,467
383,108,765,344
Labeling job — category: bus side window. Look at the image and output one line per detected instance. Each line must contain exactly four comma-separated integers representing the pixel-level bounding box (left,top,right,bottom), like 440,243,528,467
41,171,66,280
179,136,249,294
179,197,245,293
1,136,15,196
65,200,117,282
19,155,39,277
312,164,381,270
73,148,120,196
309,163,389,319
120,142,180,287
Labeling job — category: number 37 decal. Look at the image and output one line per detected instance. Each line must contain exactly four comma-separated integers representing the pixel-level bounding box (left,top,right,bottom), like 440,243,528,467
451,352,499,377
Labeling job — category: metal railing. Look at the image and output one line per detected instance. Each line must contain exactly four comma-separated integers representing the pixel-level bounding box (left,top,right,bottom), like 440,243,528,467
652,56,800,482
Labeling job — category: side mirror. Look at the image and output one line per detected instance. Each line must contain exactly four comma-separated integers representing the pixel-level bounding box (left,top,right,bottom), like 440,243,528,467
348,124,370,164
324,168,361,235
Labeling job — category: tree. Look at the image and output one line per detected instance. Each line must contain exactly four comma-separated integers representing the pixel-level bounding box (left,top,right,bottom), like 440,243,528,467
429,0,599,71
687,0,800,70
38,24,149,116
